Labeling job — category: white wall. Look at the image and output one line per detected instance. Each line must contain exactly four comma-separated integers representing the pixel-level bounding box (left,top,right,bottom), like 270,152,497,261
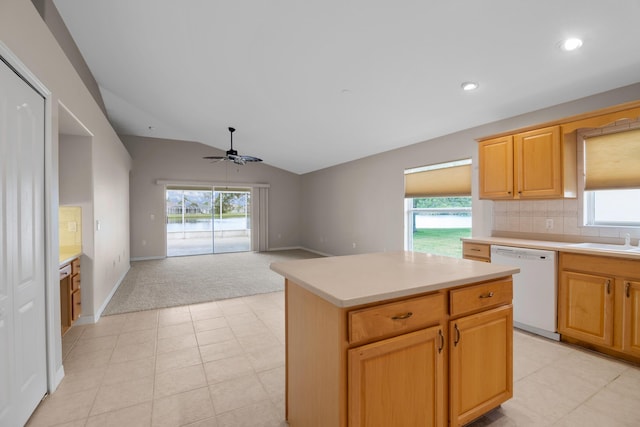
300,83,640,256
123,135,301,259
0,0,132,387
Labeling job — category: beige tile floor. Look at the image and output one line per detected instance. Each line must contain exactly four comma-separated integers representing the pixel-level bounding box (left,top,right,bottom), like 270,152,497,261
27,291,640,427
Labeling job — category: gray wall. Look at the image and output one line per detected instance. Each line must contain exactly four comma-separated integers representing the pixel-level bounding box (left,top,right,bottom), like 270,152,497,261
1,0,132,385
300,83,640,256
123,135,302,259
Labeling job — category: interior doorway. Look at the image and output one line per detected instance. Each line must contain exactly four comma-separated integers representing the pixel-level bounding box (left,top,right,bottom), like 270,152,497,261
166,186,252,256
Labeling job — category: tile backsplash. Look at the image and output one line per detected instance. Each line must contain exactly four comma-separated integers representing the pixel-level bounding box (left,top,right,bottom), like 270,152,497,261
59,205,82,248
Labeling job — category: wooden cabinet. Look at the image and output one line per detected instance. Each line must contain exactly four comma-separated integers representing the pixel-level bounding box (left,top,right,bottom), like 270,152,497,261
479,125,576,200
462,242,491,262
558,270,614,346
448,278,513,426
558,253,640,363
285,276,513,427
60,257,81,335
449,305,513,426
349,326,444,427
622,280,640,358
478,135,513,199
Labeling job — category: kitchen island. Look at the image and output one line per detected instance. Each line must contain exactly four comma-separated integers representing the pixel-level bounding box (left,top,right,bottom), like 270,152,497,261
271,251,519,427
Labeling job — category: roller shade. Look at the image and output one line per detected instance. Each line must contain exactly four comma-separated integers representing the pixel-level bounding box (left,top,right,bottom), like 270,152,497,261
404,163,471,198
585,128,640,190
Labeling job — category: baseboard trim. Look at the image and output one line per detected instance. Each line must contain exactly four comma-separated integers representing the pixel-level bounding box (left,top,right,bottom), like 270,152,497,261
93,265,131,321
131,255,165,261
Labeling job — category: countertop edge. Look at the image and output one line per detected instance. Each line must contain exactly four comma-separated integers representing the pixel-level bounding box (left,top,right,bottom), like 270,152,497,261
273,269,519,308
462,237,640,259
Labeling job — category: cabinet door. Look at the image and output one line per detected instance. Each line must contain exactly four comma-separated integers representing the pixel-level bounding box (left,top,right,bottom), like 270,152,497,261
558,271,614,346
514,125,562,198
450,305,513,427
622,280,640,357
348,326,445,427
479,135,514,199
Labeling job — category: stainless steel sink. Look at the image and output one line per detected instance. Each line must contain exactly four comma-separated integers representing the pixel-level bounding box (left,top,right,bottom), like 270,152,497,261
567,242,640,252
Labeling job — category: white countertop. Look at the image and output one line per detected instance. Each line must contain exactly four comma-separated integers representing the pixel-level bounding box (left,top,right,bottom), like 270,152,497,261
59,245,82,266
462,236,640,259
270,251,519,308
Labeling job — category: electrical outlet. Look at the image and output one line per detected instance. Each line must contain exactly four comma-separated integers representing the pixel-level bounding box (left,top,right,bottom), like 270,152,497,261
352,242,357,249
545,219,554,230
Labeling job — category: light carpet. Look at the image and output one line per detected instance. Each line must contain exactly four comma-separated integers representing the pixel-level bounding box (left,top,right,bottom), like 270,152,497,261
102,249,321,316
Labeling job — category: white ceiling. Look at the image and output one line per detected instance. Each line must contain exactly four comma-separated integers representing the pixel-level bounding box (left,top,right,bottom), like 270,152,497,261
53,0,640,174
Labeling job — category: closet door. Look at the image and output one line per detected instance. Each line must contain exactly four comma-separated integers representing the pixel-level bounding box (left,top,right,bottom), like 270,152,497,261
0,57,47,427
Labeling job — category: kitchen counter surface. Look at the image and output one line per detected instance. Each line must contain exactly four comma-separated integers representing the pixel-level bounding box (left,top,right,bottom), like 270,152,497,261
59,246,82,266
270,250,519,308
462,236,640,259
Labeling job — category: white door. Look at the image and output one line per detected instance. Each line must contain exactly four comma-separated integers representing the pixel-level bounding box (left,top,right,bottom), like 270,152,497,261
0,58,47,426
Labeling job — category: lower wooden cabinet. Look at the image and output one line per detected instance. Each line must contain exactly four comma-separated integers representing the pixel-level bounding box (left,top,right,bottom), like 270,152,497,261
622,280,640,358
449,305,513,426
349,326,444,427
558,270,614,346
60,257,81,335
285,276,513,427
462,242,491,262
558,253,640,363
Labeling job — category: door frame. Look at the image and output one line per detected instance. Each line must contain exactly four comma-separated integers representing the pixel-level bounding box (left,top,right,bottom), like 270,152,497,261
0,42,62,393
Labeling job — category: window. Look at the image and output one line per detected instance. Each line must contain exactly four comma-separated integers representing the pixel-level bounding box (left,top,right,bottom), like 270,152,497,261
583,128,640,227
404,159,472,258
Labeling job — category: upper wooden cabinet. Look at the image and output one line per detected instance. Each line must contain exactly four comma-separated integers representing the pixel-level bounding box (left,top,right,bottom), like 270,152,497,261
477,100,640,200
479,125,575,200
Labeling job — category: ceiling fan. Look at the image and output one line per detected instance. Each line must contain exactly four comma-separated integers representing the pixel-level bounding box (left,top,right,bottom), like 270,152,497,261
203,127,262,165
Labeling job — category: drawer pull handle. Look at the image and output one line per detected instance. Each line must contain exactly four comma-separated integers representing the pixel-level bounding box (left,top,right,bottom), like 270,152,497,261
479,292,494,299
470,248,480,252
391,312,413,320
438,329,444,353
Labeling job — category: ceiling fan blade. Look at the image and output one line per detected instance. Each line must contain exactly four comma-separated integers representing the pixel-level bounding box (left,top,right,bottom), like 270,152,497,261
203,156,225,159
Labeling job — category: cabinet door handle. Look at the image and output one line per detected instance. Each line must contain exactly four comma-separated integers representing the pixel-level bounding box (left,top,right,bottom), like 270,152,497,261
626,281,631,298
438,329,444,353
454,324,460,346
606,279,611,295
391,312,413,320
479,292,494,299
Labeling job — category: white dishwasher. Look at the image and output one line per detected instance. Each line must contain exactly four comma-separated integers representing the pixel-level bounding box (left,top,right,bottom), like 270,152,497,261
490,245,559,341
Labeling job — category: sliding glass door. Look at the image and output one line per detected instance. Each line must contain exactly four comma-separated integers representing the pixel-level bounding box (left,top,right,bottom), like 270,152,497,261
166,187,251,256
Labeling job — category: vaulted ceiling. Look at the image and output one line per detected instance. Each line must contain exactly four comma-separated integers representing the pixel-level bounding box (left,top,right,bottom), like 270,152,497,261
53,0,640,174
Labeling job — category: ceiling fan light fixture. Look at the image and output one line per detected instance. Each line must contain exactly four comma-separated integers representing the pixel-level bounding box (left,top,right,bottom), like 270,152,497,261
461,81,479,91
202,126,262,165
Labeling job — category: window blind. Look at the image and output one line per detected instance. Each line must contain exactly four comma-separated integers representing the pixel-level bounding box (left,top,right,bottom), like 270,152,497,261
584,128,640,190
404,163,471,198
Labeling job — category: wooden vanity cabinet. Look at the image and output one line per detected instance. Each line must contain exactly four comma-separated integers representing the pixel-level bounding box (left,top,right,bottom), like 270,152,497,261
558,253,640,363
462,242,491,262
60,257,81,335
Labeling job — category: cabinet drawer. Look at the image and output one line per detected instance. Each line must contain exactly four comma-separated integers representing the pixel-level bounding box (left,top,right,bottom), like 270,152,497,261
72,258,80,275
71,289,81,322
71,273,81,291
450,278,512,317
349,293,446,344
463,243,490,260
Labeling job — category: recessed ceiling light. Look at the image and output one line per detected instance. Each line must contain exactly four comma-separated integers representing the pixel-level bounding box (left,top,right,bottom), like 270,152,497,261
560,37,583,51
461,81,479,91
